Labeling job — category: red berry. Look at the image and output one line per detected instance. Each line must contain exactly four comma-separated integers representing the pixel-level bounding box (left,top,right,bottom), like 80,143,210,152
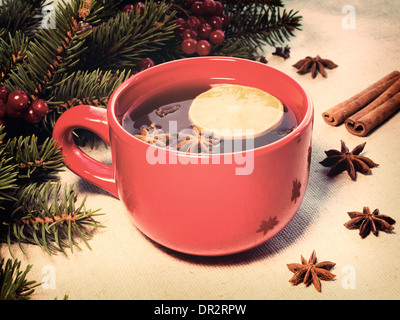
181,38,197,55
221,14,231,28
209,29,225,44
122,4,133,13
137,58,155,71
187,16,201,30
182,28,198,40
6,103,23,118
133,2,145,16
208,16,223,30
175,18,187,30
0,100,6,118
31,99,49,117
199,23,212,39
0,86,8,102
202,0,217,14
186,0,195,5
175,18,187,37
196,40,211,56
7,90,29,111
191,1,204,15
215,1,224,15
23,107,42,124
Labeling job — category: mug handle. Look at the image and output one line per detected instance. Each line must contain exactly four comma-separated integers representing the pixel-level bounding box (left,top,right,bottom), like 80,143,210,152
52,105,118,198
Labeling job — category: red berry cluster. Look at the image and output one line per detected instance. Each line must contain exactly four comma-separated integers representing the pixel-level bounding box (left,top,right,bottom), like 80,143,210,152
176,0,230,56
0,86,49,126
122,2,145,15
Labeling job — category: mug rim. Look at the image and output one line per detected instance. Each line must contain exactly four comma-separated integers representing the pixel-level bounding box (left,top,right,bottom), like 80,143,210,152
108,57,313,156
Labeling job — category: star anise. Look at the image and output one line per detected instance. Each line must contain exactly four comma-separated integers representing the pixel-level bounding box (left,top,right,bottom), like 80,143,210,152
287,250,336,292
177,125,219,154
293,55,338,78
344,207,395,238
134,123,171,147
319,140,378,180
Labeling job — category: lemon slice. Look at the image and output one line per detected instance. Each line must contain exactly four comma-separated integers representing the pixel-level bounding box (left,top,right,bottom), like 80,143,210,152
188,84,284,139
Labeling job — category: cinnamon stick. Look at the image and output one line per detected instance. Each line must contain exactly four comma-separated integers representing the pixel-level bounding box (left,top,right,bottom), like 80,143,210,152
345,90,400,137
322,71,400,126
345,78,400,136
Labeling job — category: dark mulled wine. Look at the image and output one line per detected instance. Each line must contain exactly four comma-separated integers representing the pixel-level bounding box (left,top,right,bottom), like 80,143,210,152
121,83,298,153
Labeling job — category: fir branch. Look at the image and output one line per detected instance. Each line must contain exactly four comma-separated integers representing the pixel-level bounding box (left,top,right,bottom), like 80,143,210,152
227,5,302,52
48,68,131,107
0,258,39,300
0,0,46,38
83,0,123,26
5,181,105,256
3,0,94,98
0,127,18,208
81,0,177,70
44,68,131,131
211,38,254,59
0,157,18,209
4,135,65,181
0,31,30,82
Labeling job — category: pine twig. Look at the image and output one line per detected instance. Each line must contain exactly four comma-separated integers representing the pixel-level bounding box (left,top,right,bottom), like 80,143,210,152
44,68,131,133
3,0,95,99
5,181,105,256
0,31,29,82
0,258,39,300
0,0,46,38
212,38,254,58
0,126,18,208
81,0,177,70
5,135,65,181
0,157,18,208
226,4,302,53
48,68,131,109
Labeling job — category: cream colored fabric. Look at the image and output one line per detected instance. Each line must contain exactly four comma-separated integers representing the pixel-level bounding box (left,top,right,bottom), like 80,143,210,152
1,0,399,300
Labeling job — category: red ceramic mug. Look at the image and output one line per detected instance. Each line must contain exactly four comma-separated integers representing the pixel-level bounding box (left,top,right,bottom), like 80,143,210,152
52,57,313,256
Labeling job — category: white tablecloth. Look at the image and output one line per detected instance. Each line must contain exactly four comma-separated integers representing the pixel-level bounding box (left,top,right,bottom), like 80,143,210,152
1,0,399,300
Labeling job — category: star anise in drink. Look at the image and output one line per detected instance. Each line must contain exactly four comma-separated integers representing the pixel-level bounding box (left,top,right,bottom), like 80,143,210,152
344,207,396,238
134,123,171,147
293,55,338,78
319,140,378,180
287,250,336,292
177,125,220,154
